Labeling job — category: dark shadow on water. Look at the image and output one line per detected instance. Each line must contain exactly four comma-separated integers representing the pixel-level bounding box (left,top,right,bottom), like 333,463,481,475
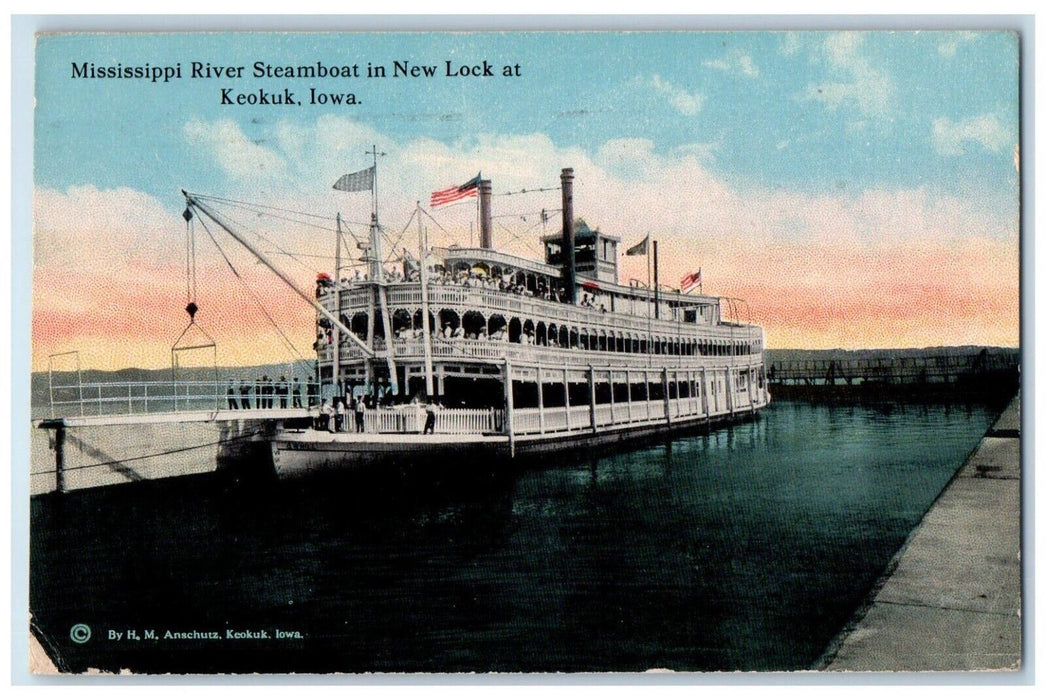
30,396,1004,674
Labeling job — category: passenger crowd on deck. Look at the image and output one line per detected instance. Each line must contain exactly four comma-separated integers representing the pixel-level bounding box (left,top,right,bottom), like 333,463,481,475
312,392,441,435
311,263,666,357
318,265,580,305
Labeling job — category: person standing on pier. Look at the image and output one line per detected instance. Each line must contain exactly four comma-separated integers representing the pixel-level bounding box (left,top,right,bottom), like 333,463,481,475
278,375,289,408
227,380,238,410
335,399,346,433
423,401,438,435
411,395,424,433
320,399,335,432
240,380,251,409
265,376,275,409
291,377,302,408
354,395,366,433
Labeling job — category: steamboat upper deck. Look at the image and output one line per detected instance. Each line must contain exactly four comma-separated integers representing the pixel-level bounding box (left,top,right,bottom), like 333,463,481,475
317,275,763,369
311,168,766,410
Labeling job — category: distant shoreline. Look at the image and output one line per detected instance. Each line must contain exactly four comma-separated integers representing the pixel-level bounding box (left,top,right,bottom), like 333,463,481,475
30,345,1021,378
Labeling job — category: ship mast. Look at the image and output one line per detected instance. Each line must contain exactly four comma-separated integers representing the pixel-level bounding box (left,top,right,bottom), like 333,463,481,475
333,212,343,393
366,145,385,284
417,204,435,398
182,192,374,357
363,145,399,397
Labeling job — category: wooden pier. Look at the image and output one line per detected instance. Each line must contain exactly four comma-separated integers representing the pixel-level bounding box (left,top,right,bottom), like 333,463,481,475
31,408,309,496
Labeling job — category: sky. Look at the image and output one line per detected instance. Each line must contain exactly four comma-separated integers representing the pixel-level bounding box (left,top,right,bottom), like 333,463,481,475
31,30,1020,371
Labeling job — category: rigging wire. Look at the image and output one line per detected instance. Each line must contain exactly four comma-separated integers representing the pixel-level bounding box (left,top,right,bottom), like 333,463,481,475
209,200,340,235
181,207,201,324
188,192,366,248
191,184,558,282
492,184,561,197
193,209,315,375
418,206,456,242
339,230,357,263
414,205,464,251
495,221,543,258
196,200,324,279
190,191,371,227
263,250,366,266
382,207,418,265
191,196,390,280
491,208,561,221
184,214,193,305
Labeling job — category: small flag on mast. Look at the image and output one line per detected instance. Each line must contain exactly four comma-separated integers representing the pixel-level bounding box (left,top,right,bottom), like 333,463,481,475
681,269,702,293
332,166,375,192
430,173,481,207
625,235,649,256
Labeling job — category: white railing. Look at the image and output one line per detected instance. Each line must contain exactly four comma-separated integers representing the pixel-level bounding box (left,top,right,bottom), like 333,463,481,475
344,407,503,435
364,406,422,434
541,407,569,432
320,337,766,370
41,379,318,420
326,283,763,343
513,408,543,434
649,401,666,420
503,385,772,438
567,406,590,430
440,247,562,277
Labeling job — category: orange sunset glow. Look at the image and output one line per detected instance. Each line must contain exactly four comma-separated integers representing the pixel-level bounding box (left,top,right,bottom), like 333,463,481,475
32,161,1019,373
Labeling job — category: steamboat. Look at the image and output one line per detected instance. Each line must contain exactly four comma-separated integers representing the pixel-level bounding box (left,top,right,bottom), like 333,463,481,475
183,164,770,478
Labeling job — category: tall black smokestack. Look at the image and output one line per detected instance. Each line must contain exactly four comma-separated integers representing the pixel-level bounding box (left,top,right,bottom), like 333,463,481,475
560,168,576,304
479,178,493,249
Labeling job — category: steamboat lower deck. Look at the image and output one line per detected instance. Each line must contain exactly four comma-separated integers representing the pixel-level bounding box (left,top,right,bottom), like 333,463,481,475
271,363,769,478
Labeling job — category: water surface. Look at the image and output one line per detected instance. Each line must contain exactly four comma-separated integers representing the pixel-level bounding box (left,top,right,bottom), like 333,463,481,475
30,398,1002,673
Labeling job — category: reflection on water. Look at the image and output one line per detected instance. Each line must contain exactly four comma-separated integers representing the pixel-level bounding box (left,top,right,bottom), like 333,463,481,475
30,398,1003,673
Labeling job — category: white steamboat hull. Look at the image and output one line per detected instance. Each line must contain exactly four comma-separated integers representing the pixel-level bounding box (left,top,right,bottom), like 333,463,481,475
270,397,767,478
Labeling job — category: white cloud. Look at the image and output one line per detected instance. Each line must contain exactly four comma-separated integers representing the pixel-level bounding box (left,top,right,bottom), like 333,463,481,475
34,185,180,273
648,74,703,116
703,50,760,78
932,114,1011,156
171,114,1015,262
674,141,719,165
737,54,760,78
937,32,978,58
780,32,802,57
274,122,307,163
804,32,893,118
183,118,286,180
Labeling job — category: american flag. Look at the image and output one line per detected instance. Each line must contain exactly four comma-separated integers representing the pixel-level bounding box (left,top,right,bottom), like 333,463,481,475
332,166,375,193
430,173,481,207
681,269,702,293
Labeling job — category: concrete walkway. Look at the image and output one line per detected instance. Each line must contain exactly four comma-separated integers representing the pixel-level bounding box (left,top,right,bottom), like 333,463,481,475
821,395,1022,672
